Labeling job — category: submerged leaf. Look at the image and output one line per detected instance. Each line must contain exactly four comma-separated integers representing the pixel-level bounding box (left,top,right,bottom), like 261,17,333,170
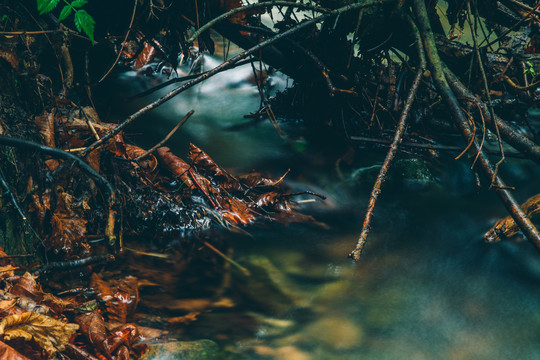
0,312,78,356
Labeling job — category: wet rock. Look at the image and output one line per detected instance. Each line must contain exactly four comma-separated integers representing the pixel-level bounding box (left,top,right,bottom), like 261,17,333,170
250,312,296,338
389,158,436,190
233,255,308,315
274,345,311,360
303,316,364,350
349,158,436,191
142,340,220,360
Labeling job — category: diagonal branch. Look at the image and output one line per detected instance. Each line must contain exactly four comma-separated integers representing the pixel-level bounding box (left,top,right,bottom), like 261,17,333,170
349,15,426,261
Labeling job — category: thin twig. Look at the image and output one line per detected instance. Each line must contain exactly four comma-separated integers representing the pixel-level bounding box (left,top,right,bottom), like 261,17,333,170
466,2,505,188
0,30,56,35
34,254,115,275
349,14,426,261
445,66,540,164
187,1,332,43
134,110,194,161
79,107,100,140
203,241,250,276
98,0,138,83
349,135,525,158
0,167,27,221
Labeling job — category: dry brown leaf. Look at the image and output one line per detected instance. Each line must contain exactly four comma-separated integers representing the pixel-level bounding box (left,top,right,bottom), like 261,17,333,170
156,147,195,189
44,159,59,172
87,149,101,173
188,143,228,179
49,189,87,256
40,293,75,315
0,340,30,360
0,266,17,280
34,111,55,148
90,273,113,301
219,197,256,226
0,50,20,70
76,311,110,359
133,42,157,70
0,312,78,356
10,273,43,302
91,274,125,323
29,191,51,228
124,145,157,172
0,300,18,317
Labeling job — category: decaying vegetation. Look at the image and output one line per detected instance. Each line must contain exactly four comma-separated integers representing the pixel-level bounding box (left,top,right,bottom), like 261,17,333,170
0,0,540,357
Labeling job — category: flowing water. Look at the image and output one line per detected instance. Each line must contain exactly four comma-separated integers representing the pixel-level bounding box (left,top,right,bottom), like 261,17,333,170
106,56,540,360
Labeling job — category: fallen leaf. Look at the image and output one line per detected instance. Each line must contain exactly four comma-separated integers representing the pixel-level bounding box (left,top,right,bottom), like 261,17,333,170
156,147,195,189
188,143,229,179
133,42,157,70
49,189,88,256
0,340,30,360
34,111,55,148
0,312,78,356
0,300,19,317
124,145,157,172
76,311,110,359
10,273,43,302
0,50,20,70
90,273,113,302
0,266,17,280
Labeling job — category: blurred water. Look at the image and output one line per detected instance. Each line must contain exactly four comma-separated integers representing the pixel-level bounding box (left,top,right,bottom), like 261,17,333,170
107,54,294,173
109,56,540,360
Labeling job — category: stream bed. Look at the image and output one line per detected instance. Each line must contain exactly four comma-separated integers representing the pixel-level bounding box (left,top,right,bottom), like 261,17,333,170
106,57,540,360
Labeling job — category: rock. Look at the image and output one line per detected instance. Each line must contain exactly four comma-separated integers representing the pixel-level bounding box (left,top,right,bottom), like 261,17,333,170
274,345,311,360
389,158,436,190
233,255,307,315
304,316,364,350
249,312,296,338
142,340,220,360
349,158,436,191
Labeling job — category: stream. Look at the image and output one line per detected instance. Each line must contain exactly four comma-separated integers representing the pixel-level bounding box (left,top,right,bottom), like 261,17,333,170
104,55,540,360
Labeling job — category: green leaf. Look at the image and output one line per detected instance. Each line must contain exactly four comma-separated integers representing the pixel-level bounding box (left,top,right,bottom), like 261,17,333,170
37,0,61,15
70,0,88,9
58,5,72,21
74,9,95,44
